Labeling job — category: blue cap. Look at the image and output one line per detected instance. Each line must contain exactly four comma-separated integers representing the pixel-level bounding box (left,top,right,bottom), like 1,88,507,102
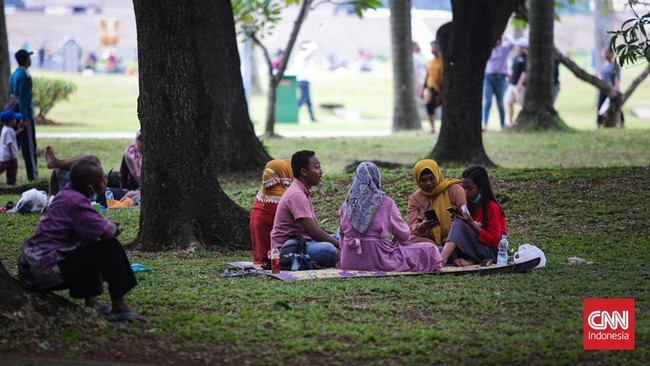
0,110,22,123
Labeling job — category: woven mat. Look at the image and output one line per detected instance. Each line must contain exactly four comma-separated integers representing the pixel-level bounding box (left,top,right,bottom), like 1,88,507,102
225,261,504,281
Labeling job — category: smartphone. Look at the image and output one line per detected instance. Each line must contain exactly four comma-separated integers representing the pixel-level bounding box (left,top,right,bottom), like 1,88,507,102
446,206,462,216
424,209,440,224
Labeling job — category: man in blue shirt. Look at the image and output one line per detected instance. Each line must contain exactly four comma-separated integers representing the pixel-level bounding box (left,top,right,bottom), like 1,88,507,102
10,49,39,181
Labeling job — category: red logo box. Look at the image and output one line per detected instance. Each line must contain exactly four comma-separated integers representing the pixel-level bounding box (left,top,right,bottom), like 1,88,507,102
583,298,635,350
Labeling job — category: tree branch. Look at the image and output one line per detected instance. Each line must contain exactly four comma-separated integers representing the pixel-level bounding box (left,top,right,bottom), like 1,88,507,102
271,0,312,87
621,65,650,104
247,32,273,78
554,46,620,98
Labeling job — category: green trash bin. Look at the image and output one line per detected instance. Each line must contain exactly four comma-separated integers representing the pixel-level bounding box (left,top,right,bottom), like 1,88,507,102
276,74,298,123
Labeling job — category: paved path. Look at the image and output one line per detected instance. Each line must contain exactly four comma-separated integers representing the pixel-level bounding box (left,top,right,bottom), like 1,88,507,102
37,130,392,139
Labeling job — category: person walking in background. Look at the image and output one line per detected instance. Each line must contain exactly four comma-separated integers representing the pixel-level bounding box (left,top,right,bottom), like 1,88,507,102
295,41,319,122
422,40,443,134
10,49,39,181
483,36,513,131
596,48,624,128
505,38,528,127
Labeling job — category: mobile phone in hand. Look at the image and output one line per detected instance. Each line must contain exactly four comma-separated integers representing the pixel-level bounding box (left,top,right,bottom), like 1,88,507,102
424,209,440,225
446,206,462,216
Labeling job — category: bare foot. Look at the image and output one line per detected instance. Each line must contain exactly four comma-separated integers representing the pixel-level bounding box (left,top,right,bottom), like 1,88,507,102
44,146,58,169
454,258,476,267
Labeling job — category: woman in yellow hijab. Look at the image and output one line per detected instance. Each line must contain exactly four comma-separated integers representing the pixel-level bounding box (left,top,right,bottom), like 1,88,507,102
407,159,466,246
250,159,293,263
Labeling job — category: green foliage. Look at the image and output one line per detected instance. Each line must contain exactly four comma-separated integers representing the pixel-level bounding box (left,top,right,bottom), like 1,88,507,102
608,2,650,66
32,77,77,119
232,0,283,41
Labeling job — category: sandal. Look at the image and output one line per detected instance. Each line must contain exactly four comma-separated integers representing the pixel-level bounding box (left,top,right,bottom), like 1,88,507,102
104,311,148,323
220,267,259,278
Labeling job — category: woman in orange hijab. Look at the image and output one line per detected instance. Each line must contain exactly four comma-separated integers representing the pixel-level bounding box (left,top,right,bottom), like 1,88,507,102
250,160,293,264
407,159,466,247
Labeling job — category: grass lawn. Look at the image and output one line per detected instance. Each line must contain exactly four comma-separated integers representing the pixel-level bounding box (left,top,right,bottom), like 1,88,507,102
0,135,648,364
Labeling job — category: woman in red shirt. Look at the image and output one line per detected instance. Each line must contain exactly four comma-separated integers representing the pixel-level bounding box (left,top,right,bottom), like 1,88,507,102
441,166,507,267
250,160,293,264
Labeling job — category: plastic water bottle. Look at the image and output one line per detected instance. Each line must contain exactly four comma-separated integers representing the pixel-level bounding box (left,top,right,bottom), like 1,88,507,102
497,235,508,267
105,187,114,201
271,248,280,273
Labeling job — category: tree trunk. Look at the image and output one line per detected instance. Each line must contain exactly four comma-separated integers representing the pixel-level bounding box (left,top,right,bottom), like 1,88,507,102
133,0,257,251
251,48,264,94
0,0,10,99
389,0,420,131
514,0,569,131
133,4,269,174
594,0,613,74
431,0,520,166
0,261,99,334
262,0,312,137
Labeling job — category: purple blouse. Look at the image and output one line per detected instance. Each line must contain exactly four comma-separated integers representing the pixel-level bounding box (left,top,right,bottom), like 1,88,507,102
19,185,110,289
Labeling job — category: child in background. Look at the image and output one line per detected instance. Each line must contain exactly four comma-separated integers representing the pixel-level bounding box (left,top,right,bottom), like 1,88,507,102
441,166,507,267
0,110,26,186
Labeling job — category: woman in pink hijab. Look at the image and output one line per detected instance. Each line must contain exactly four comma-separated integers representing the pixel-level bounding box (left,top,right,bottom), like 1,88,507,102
120,130,141,191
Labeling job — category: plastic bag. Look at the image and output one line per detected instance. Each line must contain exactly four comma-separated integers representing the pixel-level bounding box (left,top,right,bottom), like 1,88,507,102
513,244,546,268
8,189,48,214
598,97,610,116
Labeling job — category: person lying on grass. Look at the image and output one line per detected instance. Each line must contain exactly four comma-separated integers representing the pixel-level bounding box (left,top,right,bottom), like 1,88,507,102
270,150,339,268
44,146,140,208
338,162,442,272
440,166,507,267
18,159,147,322
406,159,466,247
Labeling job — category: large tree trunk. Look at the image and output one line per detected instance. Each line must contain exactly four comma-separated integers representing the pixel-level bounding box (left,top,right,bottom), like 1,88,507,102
133,0,256,251
0,0,10,99
0,262,101,335
431,0,520,166
514,0,569,131
134,5,269,173
390,0,420,131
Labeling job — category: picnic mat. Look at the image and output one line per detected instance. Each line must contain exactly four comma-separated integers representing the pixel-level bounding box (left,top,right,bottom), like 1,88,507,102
225,257,540,281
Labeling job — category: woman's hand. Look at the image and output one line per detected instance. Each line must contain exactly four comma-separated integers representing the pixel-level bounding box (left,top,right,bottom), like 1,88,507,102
418,219,438,232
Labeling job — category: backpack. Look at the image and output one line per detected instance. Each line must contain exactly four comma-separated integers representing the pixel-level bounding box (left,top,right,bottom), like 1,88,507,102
279,235,311,270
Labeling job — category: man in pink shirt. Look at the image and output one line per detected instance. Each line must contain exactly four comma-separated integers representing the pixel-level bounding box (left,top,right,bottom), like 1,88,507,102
271,150,339,268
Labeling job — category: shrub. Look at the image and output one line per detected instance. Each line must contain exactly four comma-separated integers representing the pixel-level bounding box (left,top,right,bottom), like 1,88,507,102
32,78,77,119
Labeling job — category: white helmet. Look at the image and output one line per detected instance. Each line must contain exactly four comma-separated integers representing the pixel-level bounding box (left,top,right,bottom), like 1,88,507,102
513,244,546,268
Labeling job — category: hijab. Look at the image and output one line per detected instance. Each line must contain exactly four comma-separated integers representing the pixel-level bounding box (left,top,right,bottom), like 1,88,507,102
345,162,386,235
413,159,462,245
123,130,142,185
256,159,293,204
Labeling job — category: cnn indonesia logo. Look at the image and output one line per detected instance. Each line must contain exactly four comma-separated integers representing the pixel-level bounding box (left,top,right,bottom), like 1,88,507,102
583,298,635,350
